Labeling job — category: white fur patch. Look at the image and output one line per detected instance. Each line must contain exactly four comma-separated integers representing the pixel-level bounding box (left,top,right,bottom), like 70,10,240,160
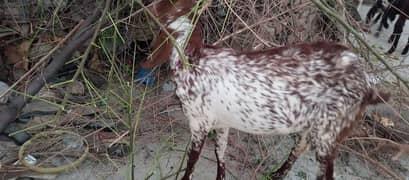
168,16,194,69
338,51,358,67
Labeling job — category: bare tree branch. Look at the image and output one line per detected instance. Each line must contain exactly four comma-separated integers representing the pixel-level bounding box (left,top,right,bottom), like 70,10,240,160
0,8,103,132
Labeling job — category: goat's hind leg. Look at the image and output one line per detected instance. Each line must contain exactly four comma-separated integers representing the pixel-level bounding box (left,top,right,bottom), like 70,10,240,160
269,134,309,180
387,15,406,54
214,128,229,180
182,129,208,180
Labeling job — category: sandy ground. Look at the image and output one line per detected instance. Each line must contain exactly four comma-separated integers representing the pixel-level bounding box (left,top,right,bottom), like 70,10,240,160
2,3,409,180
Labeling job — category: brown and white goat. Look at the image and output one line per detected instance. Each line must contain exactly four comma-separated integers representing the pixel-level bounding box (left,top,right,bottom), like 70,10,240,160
144,0,389,179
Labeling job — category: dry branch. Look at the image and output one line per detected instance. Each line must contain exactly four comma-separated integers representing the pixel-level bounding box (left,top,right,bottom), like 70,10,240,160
340,144,403,180
0,8,103,133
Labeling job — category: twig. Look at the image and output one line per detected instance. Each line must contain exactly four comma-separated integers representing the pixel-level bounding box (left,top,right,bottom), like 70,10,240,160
369,64,409,74
212,2,310,46
198,0,213,15
347,137,409,161
340,144,403,180
56,0,111,115
250,147,276,180
0,20,84,99
0,8,103,132
100,1,160,32
222,0,271,48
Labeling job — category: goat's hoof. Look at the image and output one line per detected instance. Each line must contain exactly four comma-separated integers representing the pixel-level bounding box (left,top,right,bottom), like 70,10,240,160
402,49,409,55
386,50,394,55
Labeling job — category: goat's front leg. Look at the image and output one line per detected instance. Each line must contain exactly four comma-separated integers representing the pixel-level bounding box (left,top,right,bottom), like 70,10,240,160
214,128,229,180
365,2,381,24
182,130,207,180
314,120,354,180
375,8,391,37
316,148,336,180
372,12,383,25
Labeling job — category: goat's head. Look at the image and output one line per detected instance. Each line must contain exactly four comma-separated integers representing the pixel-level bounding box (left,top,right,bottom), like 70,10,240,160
141,0,204,69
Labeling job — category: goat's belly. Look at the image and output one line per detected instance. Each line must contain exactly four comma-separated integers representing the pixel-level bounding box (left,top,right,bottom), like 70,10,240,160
209,94,310,135
196,76,315,134
214,115,307,135
180,71,318,135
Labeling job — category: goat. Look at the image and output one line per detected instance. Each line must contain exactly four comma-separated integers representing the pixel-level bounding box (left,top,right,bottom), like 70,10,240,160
365,0,395,25
370,0,409,55
145,0,390,179
381,0,409,54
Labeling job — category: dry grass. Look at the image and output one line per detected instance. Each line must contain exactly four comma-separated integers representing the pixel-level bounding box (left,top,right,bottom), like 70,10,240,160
0,0,408,179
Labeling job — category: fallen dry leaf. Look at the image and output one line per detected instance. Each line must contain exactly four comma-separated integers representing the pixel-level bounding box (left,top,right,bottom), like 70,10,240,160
68,80,85,95
372,113,395,128
88,53,107,73
4,40,31,71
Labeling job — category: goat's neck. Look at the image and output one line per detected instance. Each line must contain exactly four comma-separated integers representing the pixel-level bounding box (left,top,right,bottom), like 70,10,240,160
167,15,195,70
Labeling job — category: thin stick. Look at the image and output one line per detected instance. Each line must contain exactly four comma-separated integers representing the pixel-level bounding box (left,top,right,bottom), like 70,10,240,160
100,2,160,32
222,0,271,47
0,20,84,99
0,10,101,132
347,137,409,160
213,2,310,46
340,144,403,180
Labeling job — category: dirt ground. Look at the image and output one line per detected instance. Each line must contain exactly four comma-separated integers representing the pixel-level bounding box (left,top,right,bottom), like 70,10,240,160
1,3,409,180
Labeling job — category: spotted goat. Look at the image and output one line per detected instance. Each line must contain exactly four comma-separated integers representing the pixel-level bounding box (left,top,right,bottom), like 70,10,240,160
143,0,390,179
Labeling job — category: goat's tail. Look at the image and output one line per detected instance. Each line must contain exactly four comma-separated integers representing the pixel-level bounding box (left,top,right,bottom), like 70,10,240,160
363,88,390,105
